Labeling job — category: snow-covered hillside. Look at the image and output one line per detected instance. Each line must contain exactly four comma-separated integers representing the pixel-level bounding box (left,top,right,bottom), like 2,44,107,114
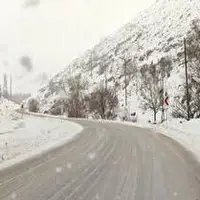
0,0,155,94
35,0,200,113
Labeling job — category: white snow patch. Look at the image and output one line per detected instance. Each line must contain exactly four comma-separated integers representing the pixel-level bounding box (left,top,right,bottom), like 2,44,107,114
67,163,72,169
88,153,96,160
56,166,62,173
173,192,178,197
0,105,83,170
11,192,17,199
157,118,200,162
95,194,100,199
116,195,121,200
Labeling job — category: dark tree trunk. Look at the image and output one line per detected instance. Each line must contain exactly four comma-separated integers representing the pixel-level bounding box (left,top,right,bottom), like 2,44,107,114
153,110,157,123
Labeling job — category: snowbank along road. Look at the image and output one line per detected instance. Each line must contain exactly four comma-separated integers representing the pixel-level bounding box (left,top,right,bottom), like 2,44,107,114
0,111,82,169
0,118,200,200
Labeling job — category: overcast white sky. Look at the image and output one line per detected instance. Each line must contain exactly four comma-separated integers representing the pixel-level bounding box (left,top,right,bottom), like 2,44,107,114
0,0,155,93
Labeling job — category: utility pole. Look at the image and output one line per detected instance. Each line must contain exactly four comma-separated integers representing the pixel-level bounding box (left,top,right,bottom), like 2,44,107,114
160,58,166,123
104,63,108,91
124,60,127,107
119,57,130,107
161,72,165,123
184,38,190,121
90,51,93,78
10,74,12,99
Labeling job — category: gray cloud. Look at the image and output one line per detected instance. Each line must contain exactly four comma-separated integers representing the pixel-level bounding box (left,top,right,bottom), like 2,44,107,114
20,56,33,72
23,0,40,8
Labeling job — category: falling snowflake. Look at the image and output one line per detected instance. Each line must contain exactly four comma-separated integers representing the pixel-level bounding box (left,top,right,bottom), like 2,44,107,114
113,160,117,165
116,195,120,199
84,168,88,173
99,134,104,139
95,193,100,199
173,192,178,197
67,163,72,169
11,193,17,199
56,167,62,173
160,152,165,157
88,153,96,160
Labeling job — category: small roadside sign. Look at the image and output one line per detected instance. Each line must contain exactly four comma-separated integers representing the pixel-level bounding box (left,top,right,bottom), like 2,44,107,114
164,96,169,106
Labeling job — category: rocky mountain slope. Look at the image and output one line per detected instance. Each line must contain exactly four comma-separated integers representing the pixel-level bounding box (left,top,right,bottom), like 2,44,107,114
35,0,200,113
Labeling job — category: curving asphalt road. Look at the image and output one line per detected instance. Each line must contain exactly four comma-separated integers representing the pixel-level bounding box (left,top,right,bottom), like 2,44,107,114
0,119,200,200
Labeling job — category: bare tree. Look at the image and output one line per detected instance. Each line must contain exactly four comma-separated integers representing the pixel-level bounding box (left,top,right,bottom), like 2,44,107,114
67,94,88,118
49,98,68,115
89,86,118,119
65,74,88,118
140,63,162,123
172,96,188,118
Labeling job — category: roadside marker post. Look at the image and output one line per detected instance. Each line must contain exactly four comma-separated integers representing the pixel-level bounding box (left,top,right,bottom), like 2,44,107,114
164,95,169,132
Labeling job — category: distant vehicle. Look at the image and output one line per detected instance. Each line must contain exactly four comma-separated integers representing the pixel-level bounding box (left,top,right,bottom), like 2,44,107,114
129,112,137,122
21,103,24,118
121,112,137,122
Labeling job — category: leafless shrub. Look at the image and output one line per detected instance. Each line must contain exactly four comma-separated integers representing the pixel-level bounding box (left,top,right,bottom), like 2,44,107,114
28,98,40,112
89,86,118,119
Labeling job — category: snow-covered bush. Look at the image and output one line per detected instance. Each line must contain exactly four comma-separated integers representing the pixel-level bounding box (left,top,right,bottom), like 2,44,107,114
49,106,62,116
49,98,68,115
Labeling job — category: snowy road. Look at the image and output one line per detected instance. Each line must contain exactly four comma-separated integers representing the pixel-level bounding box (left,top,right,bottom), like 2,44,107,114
0,119,200,200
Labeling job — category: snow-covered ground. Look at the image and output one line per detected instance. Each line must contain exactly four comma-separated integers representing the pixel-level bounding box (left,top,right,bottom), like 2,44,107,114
1,97,199,173
157,118,200,162
114,96,200,162
117,109,200,163
0,99,83,170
